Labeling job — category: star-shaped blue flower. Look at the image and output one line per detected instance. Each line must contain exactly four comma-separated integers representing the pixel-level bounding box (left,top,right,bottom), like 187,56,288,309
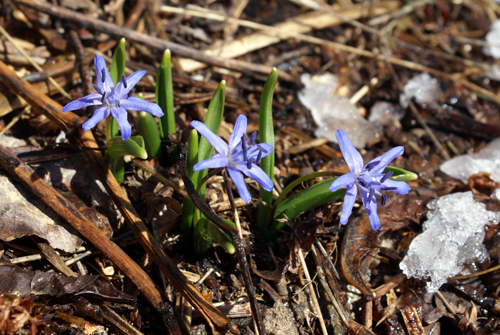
330,129,410,230
62,55,163,140
191,114,274,204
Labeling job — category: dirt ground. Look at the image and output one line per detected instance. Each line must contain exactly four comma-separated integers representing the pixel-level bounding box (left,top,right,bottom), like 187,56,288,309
0,0,500,334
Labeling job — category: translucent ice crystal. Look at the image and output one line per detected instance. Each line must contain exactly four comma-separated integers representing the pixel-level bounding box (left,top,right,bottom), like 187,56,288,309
298,73,377,148
493,188,500,201
399,73,442,108
483,19,500,59
369,101,405,127
400,192,499,293
439,138,500,184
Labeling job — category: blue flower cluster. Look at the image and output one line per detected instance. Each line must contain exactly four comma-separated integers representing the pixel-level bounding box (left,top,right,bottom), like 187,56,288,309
62,55,163,140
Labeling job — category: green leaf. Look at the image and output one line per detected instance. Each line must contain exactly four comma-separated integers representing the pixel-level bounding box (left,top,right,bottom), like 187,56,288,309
194,81,226,201
157,49,176,138
180,129,199,250
106,38,126,141
256,68,278,235
203,218,235,254
272,178,345,233
107,157,125,184
384,166,419,182
106,136,148,160
136,93,163,161
192,217,213,259
109,38,126,86
193,217,235,257
105,136,148,183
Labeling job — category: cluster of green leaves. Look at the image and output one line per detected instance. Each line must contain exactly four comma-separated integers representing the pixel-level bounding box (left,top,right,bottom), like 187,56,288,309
105,38,419,258
105,40,175,182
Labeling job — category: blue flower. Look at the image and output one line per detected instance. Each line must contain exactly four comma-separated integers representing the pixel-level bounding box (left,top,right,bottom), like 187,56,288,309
191,114,274,203
330,129,410,230
62,55,163,140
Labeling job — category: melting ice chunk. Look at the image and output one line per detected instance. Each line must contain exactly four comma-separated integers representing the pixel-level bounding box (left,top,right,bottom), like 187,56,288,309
399,73,441,108
483,19,500,59
298,73,378,148
369,101,405,127
400,192,499,293
440,138,500,184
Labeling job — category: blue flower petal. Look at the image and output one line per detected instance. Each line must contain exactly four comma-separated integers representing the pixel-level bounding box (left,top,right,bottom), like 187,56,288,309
379,179,410,195
335,129,364,174
339,184,358,225
190,121,228,156
62,93,103,112
366,146,404,174
227,167,251,203
94,55,113,93
236,164,274,192
193,154,228,171
329,172,355,192
111,107,131,140
229,114,247,151
116,70,147,97
363,196,380,230
82,106,110,132
121,97,164,117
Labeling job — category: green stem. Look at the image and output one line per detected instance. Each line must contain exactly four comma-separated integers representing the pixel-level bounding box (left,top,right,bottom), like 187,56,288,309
267,171,343,228
196,168,223,194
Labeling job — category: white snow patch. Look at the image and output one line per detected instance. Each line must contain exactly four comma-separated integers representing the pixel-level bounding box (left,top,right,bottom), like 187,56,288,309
483,19,500,59
298,73,378,148
493,188,500,201
439,138,500,184
369,101,405,127
400,192,499,293
399,73,442,108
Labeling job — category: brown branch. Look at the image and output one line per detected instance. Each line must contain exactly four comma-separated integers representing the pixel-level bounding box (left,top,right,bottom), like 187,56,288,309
0,143,184,334
0,59,236,334
13,0,294,82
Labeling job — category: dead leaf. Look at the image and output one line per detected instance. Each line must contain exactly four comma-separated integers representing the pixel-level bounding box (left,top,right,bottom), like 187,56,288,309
0,174,82,253
0,266,134,304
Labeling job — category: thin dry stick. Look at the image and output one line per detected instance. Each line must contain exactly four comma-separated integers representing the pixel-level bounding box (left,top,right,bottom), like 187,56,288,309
222,169,243,240
100,304,146,335
436,291,458,317
297,247,329,335
0,25,71,100
133,159,189,199
0,106,29,135
160,4,500,104
288,0,491,71
451,263,500,280
310,244,349,327
14,0,293,82
196,168,223,194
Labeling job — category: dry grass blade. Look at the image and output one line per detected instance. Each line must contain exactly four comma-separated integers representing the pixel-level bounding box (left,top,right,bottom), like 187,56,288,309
0,25,71,100
161,2,401,72
13,0,293,82
296,245,328,335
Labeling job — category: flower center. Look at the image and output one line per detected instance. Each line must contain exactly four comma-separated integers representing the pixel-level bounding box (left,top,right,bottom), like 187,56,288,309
355,170,394,205
101,88,121,107
239,133,268,169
